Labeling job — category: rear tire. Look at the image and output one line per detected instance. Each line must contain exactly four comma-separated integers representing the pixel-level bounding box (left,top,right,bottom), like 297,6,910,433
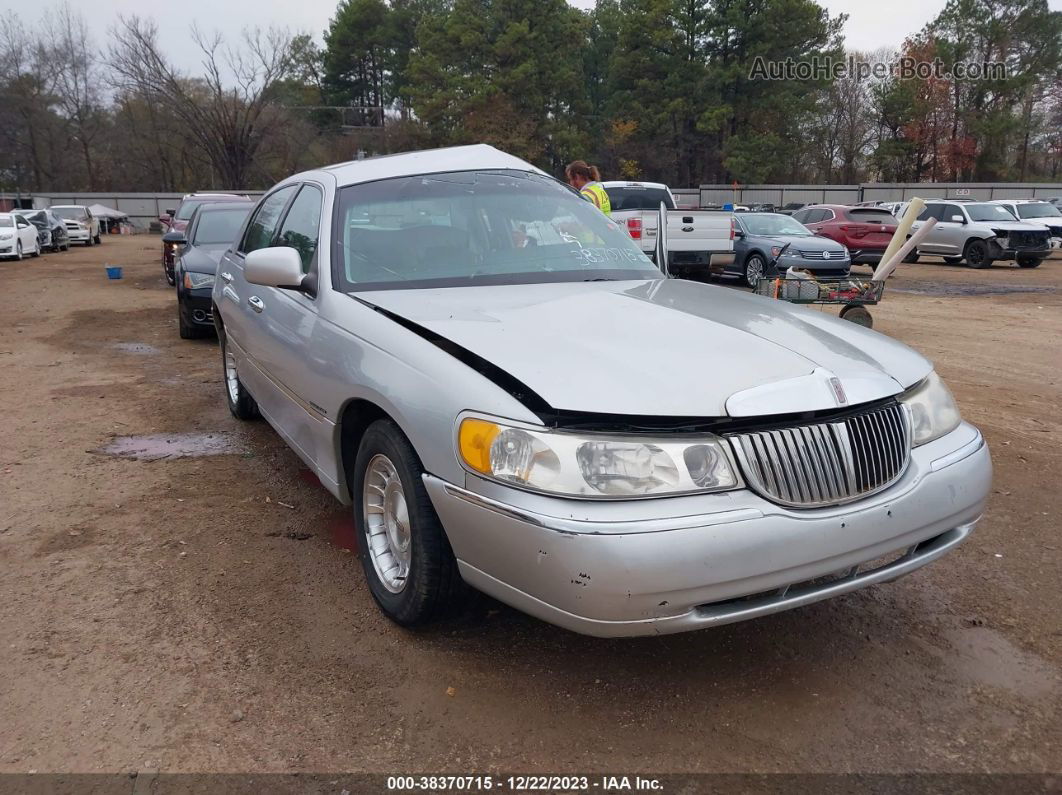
221,333,259,420
353,419,465,626
964,239,993,269
1017,255,1042,269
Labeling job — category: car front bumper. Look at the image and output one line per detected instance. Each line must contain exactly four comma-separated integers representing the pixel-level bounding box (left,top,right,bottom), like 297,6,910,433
0,241,17,256
425,422,991,637
66,228,90,242
178,287,216,328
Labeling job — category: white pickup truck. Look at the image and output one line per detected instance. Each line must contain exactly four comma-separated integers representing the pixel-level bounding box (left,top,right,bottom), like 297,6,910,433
602,181,735,275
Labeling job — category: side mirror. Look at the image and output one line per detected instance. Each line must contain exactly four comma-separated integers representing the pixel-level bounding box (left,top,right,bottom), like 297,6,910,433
162,230,187,245
950,215,965,223
245,247,305,290
734,230,745,238
165,208,175,216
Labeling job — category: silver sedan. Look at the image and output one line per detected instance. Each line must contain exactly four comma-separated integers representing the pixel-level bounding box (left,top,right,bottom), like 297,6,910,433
212,145,992,637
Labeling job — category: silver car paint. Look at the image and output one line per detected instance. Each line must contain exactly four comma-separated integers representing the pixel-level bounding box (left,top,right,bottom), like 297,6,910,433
212,144,990,636
359,278,931,417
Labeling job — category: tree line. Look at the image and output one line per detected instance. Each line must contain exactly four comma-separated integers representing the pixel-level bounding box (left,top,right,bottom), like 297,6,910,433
1,0,1059,194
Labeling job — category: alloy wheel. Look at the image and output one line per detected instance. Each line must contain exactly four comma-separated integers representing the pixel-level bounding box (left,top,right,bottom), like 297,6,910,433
363,454,412,594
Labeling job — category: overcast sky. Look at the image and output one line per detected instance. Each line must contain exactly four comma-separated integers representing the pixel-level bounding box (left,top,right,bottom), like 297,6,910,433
5,0,1061,73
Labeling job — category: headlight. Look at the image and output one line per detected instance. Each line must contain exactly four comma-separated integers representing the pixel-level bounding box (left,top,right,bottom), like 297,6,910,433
457,416,740,498
0,232,12,239
183,271,215,289
898,371,961,446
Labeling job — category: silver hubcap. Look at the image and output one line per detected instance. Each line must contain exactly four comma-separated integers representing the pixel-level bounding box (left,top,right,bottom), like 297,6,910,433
224,346,239,404
747,257,764,284
363,454,411,594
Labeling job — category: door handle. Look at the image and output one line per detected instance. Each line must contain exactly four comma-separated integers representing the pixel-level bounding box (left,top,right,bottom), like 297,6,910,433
220,271,233,283
248,296,264,313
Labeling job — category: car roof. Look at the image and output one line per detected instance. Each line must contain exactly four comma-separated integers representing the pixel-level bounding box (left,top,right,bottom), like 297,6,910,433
49,204,87,209
194,201,253,211
182,193,248,201
298,144,547,189
600,180,669,190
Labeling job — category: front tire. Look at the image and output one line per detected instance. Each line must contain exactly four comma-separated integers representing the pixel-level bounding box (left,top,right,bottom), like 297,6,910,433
31,240,41,258
743,253,767,287
965,239,993,269
93,233,101,245
221,334,259,420
353,419,464,626
903,249,919,263
15,242,22,261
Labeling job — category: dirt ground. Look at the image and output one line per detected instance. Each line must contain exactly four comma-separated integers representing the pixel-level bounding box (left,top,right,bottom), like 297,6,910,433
0,235,1060,776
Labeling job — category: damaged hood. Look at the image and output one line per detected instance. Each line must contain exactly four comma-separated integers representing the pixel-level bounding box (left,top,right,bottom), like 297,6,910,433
353,279,932,417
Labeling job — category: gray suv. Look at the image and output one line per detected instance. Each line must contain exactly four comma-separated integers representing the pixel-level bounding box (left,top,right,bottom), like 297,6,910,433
907,200,1050,268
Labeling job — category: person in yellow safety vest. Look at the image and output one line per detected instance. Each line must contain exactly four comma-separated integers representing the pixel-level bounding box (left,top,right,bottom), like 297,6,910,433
565,161,611,217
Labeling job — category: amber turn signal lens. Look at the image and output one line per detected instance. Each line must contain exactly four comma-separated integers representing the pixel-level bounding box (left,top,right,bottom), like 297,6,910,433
458,418,500,474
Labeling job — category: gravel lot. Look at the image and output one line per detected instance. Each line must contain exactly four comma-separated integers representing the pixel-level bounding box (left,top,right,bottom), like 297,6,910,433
0,236,1059,775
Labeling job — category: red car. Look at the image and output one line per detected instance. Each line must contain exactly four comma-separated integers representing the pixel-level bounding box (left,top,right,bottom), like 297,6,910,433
791,204,898,266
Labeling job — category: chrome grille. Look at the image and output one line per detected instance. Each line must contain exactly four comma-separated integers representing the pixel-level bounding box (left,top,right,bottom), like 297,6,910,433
796,250,844,260
727,403,911,508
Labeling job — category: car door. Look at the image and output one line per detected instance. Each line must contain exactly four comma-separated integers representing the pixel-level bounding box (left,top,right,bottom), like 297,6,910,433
216,184,299,417
911,204,946,253
16,216,36,252
243,182,328,467
934,204,968,254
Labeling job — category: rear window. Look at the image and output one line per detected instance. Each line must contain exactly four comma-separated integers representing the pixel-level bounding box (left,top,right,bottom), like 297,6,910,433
845,209,896,224
603,185,676,211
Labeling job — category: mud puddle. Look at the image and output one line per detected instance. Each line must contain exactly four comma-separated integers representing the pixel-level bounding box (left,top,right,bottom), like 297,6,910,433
94,432,245,461
111,342,160,355
891,284,1057,297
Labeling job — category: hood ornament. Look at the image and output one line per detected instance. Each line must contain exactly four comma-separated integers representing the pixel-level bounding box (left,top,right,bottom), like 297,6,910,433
829,377,848,405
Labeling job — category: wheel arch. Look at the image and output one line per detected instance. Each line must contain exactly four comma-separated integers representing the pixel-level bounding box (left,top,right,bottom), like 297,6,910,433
334,398,402,505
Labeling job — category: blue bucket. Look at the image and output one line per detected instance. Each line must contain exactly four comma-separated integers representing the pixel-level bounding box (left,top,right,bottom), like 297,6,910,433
105,266,123,280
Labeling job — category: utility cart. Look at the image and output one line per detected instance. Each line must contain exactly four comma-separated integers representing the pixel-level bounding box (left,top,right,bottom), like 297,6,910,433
752,276,886,328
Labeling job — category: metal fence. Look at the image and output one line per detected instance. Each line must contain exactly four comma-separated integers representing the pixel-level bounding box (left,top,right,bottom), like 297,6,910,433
699,183,1062,208
25,192,264,228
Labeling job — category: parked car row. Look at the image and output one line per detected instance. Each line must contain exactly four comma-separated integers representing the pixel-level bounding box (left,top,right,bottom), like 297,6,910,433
160,193,249,285
1,204,104,260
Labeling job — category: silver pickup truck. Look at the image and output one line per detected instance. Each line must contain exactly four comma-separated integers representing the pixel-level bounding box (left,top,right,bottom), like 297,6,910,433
602,181,735,275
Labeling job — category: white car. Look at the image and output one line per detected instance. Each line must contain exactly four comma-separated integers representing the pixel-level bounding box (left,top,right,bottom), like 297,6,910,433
988,199,1062,251
49,205,100,246
0,212,42,259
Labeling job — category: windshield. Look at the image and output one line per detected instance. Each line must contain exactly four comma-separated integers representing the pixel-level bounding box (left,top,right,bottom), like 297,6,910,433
741,214,812,236
966,203,1017,222
602,185,676,211
51,207,87,222
1017,203,1062,219
192,207,251,245
175,200,208,220
335,170,661,291
15,211,46,226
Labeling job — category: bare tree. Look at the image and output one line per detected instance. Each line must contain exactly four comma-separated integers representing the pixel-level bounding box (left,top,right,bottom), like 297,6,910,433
46,3,104,189
109,17,293,188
